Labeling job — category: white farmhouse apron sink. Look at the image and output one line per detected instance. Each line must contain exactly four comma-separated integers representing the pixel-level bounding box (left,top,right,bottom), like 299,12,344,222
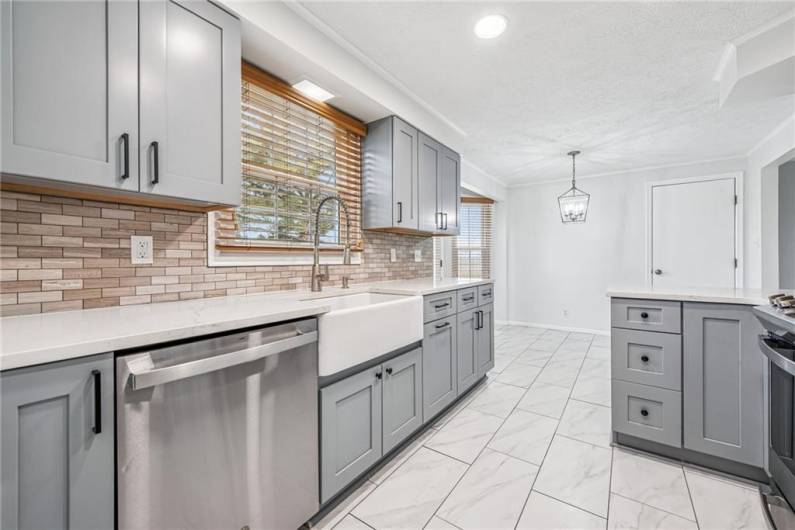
301,292,423,376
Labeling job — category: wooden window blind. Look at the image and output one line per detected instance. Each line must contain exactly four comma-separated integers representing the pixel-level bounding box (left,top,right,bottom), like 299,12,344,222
215,62,366,251
452,198,494,279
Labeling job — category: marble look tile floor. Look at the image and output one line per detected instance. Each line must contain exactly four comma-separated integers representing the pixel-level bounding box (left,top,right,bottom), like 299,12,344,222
315,326,771,530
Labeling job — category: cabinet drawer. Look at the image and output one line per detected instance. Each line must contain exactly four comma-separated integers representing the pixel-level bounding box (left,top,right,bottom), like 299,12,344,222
611,298,681,334
424,291,457,323
611,328,682,391
477,284,493,306
458,288,477,311
612,380,682,448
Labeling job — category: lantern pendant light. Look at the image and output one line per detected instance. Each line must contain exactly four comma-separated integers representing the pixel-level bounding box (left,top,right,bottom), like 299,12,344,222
557,150,590,224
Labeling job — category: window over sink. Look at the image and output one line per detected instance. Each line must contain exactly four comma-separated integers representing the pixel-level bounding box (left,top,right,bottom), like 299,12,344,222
209,62,366,266
433,197,493,279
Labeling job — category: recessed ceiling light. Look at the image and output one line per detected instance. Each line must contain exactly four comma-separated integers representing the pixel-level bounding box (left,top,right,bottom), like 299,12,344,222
474,14,508,39
292,79,334,102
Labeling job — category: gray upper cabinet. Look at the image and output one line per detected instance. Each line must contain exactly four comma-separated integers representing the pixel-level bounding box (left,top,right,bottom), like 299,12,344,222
418,131,443,233
457,309,478,395
140,0,241,205
423,317,458,419
363,117,460,236
1,0,139,191
1,353,114,530
383,348,423,453
1,0,241,206
476,303,495,378
362,116,419,231
439,147,460,235
682,303,765,467
320,367,383,504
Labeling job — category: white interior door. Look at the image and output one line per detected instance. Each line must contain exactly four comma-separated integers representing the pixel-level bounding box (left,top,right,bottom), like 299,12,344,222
651,178,736,289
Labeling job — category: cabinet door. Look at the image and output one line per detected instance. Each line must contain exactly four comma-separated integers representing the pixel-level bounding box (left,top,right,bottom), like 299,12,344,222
140,0,241,205
320,367,383,504
683,303,765,466
1,354,114,530
457,309,478,395
1,0,138,190
476,304,495,378
439,147,461,235
383,348,423,453
392,117,419,230
418,132,441,233
423,317,458,419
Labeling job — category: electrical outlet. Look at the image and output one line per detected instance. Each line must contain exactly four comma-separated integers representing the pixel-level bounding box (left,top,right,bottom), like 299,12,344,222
414,249,422,262
390,248,397,262
131,235,153,265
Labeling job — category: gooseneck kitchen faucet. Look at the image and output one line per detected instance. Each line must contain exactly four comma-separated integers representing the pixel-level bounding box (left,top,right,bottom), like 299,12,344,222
311,195,352,292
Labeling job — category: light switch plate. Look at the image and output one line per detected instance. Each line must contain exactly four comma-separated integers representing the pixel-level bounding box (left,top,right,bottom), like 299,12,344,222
131,235,153,264
390,248,397,262
414,249,422,262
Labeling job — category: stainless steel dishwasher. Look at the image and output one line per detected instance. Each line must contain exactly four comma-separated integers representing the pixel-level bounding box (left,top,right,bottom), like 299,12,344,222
116,318,319,530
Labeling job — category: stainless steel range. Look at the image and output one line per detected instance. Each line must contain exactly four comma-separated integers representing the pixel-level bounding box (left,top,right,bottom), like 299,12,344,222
755,294,795,530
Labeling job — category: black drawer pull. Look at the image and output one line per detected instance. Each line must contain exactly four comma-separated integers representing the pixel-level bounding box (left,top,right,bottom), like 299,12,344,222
397,201,403,223
640,408,649,417
482,291,491,297
150,141,160,185
385,367,393,375
120,133,130,179
91,369,102,435
640,312,649,319
641,354,649,363
462,296,474,302
435,322,450,330
434,302,450,309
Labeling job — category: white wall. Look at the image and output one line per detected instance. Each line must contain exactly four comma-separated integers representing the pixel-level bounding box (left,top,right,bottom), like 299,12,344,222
781,161,795,288
506,158,747,333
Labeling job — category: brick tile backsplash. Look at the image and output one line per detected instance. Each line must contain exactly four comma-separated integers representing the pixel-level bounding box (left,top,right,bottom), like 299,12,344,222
0,190,433,316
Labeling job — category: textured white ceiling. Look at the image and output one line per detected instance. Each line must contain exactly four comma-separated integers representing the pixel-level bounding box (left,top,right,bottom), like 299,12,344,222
297,1,794,184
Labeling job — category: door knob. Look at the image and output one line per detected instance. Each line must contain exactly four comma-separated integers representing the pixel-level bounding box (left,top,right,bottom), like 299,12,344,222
654,269,662,275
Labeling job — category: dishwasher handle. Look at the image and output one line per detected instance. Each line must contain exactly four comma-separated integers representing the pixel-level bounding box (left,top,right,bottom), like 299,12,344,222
759,334,795,377
126,329,318,390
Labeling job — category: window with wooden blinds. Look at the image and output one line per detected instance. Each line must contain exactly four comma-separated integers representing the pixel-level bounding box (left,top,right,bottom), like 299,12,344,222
215,62,366,252
452,198,494,279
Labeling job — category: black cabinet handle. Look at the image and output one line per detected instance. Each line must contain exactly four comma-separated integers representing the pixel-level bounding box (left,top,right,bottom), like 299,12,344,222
91,369,101,435
120,133,129,179
375,371,383,380
435,321,450,329
641,354,650,363
397,202,403,223
476,310,483,330
640,408,649,417
640,312,649,319
385,367,393,375
434,302,450,309
482,291,492,297
462,296,474,302
150,141,160,185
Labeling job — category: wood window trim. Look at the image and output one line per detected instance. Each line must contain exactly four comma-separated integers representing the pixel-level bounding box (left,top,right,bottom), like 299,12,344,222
241,62,367,137
461,196,494,205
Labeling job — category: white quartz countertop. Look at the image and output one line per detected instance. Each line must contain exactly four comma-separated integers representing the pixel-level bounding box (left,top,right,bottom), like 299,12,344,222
0,277,491,371
607,286,793,306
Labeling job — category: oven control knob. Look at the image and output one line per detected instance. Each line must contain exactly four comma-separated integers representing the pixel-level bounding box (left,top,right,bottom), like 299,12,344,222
640,408,649,417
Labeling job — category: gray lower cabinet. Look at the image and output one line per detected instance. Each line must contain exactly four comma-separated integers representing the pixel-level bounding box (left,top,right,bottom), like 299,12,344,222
476,303,495,378
682,303,765,467
457,309,478,395
1,353,114,530
321,347,423,504
321,366,383,504
423,317,458,419
383,348,423,453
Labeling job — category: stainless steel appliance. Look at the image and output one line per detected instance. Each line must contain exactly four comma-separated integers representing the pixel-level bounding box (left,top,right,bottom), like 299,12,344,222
116,318,319,530
756,299,795,530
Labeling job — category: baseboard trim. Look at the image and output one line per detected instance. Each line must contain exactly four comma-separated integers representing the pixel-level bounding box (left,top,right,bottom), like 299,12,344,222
497,319,609,336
